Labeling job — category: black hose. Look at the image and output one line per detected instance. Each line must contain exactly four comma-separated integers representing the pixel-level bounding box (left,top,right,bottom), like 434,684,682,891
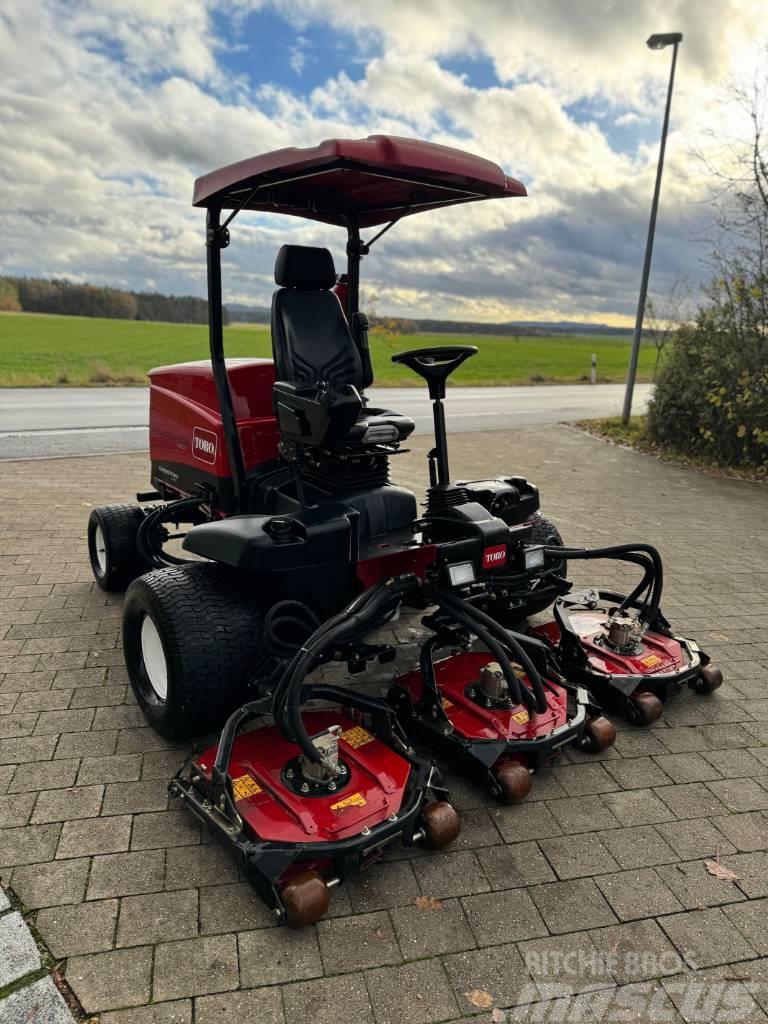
427,586,549,714
548,544,664,625
136,496,206,567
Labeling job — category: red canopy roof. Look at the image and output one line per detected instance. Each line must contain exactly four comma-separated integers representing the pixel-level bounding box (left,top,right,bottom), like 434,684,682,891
192,135,526,228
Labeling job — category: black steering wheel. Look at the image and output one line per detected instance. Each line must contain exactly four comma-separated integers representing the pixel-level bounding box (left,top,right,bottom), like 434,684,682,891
391,346,477,398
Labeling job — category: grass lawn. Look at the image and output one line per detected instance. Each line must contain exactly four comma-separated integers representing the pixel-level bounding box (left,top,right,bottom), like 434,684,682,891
0,311,656,387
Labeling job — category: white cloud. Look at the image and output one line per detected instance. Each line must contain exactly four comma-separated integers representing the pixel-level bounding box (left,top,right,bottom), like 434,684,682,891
0,0,765,324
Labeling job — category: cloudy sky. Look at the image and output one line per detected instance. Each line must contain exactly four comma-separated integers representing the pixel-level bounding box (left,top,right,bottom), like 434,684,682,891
0,0,764,324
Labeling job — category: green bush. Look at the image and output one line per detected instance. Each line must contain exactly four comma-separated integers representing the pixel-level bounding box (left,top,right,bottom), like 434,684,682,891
647,275,768,470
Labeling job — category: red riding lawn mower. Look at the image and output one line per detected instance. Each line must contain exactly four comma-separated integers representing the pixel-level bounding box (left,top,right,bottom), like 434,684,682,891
86,135,718,924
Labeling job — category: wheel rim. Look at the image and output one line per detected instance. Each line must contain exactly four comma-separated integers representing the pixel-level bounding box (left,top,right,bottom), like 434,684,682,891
140,615,168,701
94,525,108,574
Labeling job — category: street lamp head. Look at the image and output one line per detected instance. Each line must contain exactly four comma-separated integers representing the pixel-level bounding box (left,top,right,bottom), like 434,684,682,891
647,32,683,50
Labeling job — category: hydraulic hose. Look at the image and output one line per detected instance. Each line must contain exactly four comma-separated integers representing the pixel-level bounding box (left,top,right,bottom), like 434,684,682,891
275,577,417,766
427,586,549,714
136,496,206,567
547,543,664,626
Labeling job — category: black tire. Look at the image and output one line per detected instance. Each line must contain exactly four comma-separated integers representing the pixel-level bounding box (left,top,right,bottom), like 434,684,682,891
122,563,269,739
88,505,151,592
517,513,567,617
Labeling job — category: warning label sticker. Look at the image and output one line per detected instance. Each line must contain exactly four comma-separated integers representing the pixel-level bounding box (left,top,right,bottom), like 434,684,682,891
641,654,662,668
512,709,530,725
441,698,453,709
231,774,262,801
341,726,374,749
331,792,367,811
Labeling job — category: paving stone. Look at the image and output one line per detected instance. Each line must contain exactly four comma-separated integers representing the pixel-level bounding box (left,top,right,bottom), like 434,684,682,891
67,946,153,1013
77,753,142,785
729,852,768,898
589,918,684,985
365,959,459,1024
594,868,684,922
55,729,117,758
164,844,237,889
712,811,768,852
36,898,119,956
476,839,556,889
0,975,76,1024
130,810,200,850
117,889,198,947
552,762,620,796
519,929,615,998
87,849,165,900
391,897,475,960
32,784,103,823
529,878,618,935
0,823,61,867
702,748,767,778
0,886,9,912
661,971,768,1024
491,801,562,842
0,910,41,986
444,941,535,1009
0,793,35,827
586,980,686,1023
411,849,490,899
462,887,548,945
546,794,621,834
605,757,673,791
601,788,676,827
447,808,503,852
102,780,169,815
317,910,401,973
659,907,759,969
346,859,420,912
238,926,322,986
199,882,277,934
33,707,94,735
655,782,731,820
540,832,619,880
724,899,768,956
656,859,746,909
11,856,89,908
283,974,370,1024
597,825,678,870
0,734,57,765
657,817,739,860
652,753,723,784
707,777,768,813
8,758,79,793
152,934,239,1001
101,1002,192,1024
56,813,132,858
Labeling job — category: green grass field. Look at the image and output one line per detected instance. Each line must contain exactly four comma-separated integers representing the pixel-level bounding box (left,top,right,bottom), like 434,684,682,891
0,312,655,387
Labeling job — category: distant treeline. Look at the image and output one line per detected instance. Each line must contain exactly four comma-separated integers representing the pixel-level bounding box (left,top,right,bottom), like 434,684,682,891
0,276,229,326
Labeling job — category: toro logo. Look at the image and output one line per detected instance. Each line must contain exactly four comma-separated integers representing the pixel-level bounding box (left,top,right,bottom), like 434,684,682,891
482,545,507,570
192,427,218,465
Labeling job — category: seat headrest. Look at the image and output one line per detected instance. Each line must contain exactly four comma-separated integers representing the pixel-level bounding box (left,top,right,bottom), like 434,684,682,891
275,245,336,290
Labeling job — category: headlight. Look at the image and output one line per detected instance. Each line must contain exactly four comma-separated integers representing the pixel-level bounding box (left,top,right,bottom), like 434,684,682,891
524,546,545,570
447,561,475,586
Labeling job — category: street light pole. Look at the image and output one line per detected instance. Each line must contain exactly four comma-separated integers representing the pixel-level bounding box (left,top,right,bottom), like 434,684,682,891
622,32,683,424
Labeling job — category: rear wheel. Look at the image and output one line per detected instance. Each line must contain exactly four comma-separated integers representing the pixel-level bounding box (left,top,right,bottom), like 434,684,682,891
419,801,461,849
88,505,150,592
578,716,617,753
627,690,663,726
280,871,330,928
122,563,269,739
693,664,723,694
494,759,533,804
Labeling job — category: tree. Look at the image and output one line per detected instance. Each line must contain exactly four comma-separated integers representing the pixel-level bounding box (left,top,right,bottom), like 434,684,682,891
0,278,21,311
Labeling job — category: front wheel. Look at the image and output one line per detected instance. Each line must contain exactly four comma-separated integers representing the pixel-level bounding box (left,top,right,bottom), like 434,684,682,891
122,563,269,739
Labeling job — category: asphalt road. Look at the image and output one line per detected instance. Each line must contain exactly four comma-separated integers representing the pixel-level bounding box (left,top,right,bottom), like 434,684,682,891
0,383,651,460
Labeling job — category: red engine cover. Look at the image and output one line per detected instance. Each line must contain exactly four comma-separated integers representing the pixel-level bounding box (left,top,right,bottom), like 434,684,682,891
394,651,568,742
193,711,412,844
532,611,686,677
148,358,280,487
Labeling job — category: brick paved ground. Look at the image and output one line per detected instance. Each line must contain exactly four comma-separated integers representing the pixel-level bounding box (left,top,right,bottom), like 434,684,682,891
1,424,767,1023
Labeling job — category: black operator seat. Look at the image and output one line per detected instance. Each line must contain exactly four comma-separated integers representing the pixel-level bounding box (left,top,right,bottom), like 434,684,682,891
271,244,415,446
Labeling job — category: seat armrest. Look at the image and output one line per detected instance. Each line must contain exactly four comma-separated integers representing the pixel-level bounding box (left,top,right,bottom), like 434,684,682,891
273,380,363,447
